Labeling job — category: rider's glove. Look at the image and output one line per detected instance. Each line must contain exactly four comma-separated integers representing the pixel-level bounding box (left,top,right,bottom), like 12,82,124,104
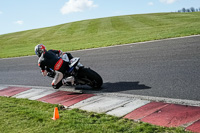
41,70,47,76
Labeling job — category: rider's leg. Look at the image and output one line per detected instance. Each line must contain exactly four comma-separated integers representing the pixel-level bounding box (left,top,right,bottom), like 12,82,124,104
52,71,63,89
52,62,74,89
59,60,75,85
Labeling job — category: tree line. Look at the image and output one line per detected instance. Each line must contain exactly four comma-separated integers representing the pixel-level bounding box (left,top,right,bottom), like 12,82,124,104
178,7,200,12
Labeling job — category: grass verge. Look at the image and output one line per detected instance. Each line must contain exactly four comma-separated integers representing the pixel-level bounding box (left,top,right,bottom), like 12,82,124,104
0,12,200,58
0,96,190,133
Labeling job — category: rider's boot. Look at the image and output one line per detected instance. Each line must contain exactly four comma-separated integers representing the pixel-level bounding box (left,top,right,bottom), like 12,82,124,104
62,76,75,85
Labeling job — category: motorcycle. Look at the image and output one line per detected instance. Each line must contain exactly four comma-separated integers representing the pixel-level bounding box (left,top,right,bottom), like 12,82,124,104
47,54,103,89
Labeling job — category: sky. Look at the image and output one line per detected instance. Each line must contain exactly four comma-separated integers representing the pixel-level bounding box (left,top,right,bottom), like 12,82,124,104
0,0,199,35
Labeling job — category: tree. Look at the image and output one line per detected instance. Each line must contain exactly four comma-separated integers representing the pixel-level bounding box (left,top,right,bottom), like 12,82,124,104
182,8,186,12
178,7,200,13
186,9,191,12
190,7,195,12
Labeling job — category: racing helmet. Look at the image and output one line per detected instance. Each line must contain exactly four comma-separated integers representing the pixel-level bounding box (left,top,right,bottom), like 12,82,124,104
34,44,46,57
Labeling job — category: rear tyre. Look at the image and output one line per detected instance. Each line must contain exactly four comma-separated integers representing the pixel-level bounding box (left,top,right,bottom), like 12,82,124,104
78,68,103,89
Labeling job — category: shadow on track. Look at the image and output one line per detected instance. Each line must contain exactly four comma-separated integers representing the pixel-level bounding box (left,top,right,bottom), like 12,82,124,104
102,81,151,92
75,81,151,93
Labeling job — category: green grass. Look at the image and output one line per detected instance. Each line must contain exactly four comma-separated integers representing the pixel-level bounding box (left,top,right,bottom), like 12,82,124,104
0,12,200,58
0,96,190,133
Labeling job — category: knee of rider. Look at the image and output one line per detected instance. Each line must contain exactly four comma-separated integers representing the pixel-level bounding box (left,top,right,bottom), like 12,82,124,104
52,81,62,89
51,81,55,86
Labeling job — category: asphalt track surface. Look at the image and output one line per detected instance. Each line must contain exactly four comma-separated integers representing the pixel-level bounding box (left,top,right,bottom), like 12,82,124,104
0,35,200,101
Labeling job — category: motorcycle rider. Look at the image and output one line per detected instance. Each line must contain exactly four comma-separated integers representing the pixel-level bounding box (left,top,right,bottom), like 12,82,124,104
34,44,74,89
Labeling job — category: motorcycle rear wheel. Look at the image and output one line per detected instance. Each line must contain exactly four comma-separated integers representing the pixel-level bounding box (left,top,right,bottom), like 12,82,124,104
78,68,103,89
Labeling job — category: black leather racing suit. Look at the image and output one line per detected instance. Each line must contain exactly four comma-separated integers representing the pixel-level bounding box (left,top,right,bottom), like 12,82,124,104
38,50,69,89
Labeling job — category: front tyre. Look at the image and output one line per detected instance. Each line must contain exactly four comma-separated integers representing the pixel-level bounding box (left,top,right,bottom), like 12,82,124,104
78,68,103,89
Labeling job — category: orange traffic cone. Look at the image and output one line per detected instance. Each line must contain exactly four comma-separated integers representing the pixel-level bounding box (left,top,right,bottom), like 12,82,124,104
52,107,59,120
